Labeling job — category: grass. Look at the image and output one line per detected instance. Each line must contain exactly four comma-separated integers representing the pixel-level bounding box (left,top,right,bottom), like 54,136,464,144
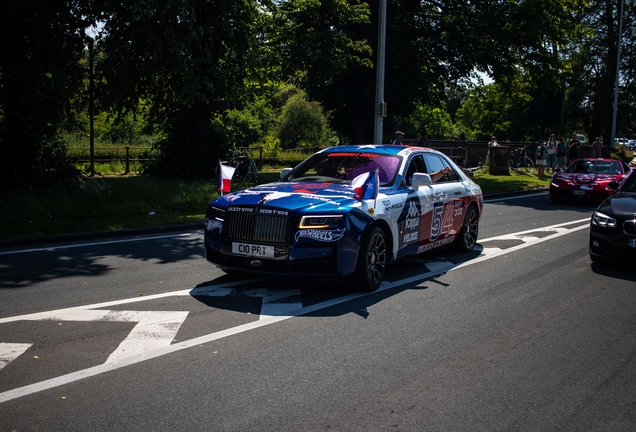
0,166,549,242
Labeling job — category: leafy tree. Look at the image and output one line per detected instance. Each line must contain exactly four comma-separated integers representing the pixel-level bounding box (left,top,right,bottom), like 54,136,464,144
0,0,89,190
96,0,259,179
455,83,533,141
403,104,454,140
277,94,332,149
564,0,636,143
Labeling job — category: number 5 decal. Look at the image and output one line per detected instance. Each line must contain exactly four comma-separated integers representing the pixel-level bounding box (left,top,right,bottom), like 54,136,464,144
430,202,443,241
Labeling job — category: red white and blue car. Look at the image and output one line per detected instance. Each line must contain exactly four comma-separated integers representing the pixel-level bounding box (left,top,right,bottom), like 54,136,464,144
205,145,483,291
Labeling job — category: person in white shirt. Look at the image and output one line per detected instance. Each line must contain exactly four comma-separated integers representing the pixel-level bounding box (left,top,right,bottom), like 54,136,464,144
546,134,557,174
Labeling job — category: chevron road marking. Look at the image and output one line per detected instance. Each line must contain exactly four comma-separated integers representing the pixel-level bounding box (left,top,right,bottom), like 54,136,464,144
0,343,33,371
0,218,591,404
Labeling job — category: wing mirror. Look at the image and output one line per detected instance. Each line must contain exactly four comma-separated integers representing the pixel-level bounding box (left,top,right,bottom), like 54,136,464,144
280,167,293,179
410,172,432,188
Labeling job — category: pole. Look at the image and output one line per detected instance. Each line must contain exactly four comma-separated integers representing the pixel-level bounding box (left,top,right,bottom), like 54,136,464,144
610,0,624,148
89,38,95,175
373,0,387,144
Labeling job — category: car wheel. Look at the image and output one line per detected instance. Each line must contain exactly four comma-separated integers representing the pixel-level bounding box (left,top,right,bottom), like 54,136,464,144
451,205,479,253
353,226,387,292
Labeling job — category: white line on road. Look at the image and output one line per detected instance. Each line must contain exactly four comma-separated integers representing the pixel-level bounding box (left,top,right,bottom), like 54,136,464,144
0,343,33,371
0,219,590,404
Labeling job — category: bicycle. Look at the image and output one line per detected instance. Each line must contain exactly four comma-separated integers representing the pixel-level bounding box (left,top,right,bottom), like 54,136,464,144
508,145,534,174
223,147,259,185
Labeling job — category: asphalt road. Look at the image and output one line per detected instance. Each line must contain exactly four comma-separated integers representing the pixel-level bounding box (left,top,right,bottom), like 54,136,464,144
1,192,635,431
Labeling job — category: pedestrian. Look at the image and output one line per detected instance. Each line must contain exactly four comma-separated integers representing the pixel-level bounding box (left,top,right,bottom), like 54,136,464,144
393,131,405,145
486,135,499,161
536,139,547,180
417,131,428,146
592,136,603,158
568,133,581,164
556,136,568,171
546,134,557,173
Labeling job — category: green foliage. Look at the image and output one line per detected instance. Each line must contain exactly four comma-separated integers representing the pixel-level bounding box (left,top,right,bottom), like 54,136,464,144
1,0,89,190
403,105,455,140
455,83,533,141
277,94,332,149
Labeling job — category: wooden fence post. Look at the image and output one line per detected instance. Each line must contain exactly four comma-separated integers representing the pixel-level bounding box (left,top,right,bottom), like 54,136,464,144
125,146,131,175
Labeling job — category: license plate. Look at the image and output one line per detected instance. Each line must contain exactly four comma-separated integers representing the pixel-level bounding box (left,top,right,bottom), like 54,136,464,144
572,190,586,196
232,242,274,257
629,238,636,248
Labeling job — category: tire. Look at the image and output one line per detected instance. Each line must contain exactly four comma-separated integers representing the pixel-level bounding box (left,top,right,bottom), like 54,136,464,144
353,226,387,292
451,205,479,253
523,156,535,173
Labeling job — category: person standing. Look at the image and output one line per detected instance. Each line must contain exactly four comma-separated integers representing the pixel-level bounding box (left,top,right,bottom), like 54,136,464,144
592,137,603,158
486,135,499,161
416,131,428,146
568,133,581,164
536,139,547,180
546,134,557,173
393,131,405,145
556,136,568,171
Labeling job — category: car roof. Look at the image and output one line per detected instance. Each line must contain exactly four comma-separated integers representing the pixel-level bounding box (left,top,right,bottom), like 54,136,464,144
320,144,441,157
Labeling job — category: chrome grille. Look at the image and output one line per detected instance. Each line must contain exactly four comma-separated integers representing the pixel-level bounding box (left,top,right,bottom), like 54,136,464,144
624,220,636,236
226,211,289,244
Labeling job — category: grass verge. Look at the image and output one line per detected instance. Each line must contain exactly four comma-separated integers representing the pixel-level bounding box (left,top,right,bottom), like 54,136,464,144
0,169,544,241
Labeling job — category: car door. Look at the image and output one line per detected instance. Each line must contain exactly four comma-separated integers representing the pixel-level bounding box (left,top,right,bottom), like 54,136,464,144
415,154,467,253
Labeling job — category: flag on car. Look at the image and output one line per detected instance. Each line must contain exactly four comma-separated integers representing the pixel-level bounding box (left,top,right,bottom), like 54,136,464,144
352,168,379,201
218,164,235,194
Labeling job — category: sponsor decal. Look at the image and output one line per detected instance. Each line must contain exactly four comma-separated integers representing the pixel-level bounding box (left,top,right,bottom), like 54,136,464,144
258,208,289,216
228,206,254,213
327,152,379,158
398,198,421,248
430,201,455,241
417,235,456,253
382,199,403,212
295,228,346,242
205,218,223,232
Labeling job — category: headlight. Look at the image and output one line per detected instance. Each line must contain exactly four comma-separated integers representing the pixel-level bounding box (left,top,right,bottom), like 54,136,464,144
208,206,225,221
299,215,343,229
592,211,617,228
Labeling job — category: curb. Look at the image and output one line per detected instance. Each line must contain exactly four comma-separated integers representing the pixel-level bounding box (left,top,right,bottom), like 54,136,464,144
0,189,549,250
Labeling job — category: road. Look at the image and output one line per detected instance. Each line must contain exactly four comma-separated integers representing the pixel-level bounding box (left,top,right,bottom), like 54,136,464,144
1,193,635,431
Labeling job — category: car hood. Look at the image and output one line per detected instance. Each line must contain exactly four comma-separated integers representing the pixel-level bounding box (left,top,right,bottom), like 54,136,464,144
555,172,622,184
210,182,363,213
597,192,636,217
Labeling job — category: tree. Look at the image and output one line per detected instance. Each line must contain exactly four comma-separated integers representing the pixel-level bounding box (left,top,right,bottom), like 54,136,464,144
277,94,332,149
96,0,260,179
0,0,89,190
564,0,636,143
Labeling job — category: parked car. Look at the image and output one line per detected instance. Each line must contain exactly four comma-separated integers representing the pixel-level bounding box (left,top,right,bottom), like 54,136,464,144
204,145,483,291
626,140,636,150
589,169,636,263
549,158,631,204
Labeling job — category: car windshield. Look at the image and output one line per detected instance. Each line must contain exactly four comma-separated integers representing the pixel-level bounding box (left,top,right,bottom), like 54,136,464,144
566,160,622,174
284,152,401,186
619,171,636,192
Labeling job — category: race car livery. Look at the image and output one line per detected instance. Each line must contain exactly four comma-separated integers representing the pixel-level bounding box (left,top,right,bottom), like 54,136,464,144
204,145,483,291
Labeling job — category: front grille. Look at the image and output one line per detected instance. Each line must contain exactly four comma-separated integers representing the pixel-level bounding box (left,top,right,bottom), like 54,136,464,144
225,210,289,244
623,220,636,236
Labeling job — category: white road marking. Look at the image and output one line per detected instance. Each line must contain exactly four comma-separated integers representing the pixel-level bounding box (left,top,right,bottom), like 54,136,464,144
0,343,33,371
0,218,591,404
107,311,189,363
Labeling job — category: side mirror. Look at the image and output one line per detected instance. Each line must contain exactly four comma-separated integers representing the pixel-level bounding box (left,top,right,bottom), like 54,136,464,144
410,172,432,188
606,181,619,192
280,167,293,179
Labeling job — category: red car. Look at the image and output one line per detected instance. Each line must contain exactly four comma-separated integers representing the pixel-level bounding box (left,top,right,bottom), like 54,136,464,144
549,158,631,203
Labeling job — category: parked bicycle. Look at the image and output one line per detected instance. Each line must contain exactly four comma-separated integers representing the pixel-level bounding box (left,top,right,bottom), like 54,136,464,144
508,145,534,174
219,147,259,185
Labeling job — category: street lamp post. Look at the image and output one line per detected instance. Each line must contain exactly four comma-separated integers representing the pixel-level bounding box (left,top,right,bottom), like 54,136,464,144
610,0,624,148
373,0,387,144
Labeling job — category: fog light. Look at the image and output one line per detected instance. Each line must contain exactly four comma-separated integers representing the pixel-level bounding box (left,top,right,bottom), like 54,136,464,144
592,240,600,248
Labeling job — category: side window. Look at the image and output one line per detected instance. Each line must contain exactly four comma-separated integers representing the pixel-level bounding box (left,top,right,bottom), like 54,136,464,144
403,155,426,186
423,155,458,183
